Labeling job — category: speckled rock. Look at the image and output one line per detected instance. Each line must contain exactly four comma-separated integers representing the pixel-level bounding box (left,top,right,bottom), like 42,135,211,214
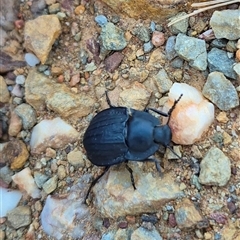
202,72,239,111
165,36,177,61
42,175,58,194
14,103,37,130
0,76,10,103
100,22,127,51
24,15,61,64
93,163,183,218
25,69,94,119
175,198,203,228
153,68,172,93
199,147,231,187
175,33,207,71
30,117,79,154
7,206,31,229
131,226,162,240
207,48,237,80
118,81,151,110
169,12,188,34
2,140,29,170
210,10,240,40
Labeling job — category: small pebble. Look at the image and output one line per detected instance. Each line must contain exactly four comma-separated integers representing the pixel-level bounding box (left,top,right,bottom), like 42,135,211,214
15,75,25,85
95,15,108,27
143,41,154,53
74,5,85,15
25,53,40,67
151,31,165,47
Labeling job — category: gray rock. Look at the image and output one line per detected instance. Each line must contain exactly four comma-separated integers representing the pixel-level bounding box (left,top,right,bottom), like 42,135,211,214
101,231,116,240
175,33,207,71
14,103,37,130
34,172,50,188
25,53,40,67
101,22,127,51
15,75,26,85
143,41,154,53
207,48,237,80
165,36,177,61
171,57,184,69
7,206,31,229
133,26,151,42
42,175,58,194
199,147,231,186
93,164,183,218
169,12,189,34
210,10,240,40
131,226,162,240
153,69,173,94
233,63,240,78
211,39,228,48
202,72,239,111
0,166,14,185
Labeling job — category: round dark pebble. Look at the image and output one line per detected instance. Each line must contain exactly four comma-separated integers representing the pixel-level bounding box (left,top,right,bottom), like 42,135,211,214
141,214,158,224
103,218,110,228
118,221,128,229
168,213,177,227
227,201,237,214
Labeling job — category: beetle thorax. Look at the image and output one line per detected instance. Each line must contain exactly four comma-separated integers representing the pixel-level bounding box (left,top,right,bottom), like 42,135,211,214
153,125,172,147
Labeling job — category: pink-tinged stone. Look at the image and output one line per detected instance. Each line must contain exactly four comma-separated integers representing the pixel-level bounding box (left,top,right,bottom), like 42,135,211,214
12,167,41,199
163,83,214,145
30,117,79,154
152,31,165,47
8,111,22,136
105,52,124,72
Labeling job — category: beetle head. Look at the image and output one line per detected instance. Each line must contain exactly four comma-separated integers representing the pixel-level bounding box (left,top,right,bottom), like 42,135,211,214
153,125,172,147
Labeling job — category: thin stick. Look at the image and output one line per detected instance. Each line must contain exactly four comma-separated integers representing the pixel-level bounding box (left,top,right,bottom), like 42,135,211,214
192,0,236,7
168,0,240,26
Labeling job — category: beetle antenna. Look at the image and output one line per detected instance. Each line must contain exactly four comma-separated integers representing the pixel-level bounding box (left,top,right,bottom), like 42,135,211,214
105,91,115,108
166,145,182,160
167,94,183,124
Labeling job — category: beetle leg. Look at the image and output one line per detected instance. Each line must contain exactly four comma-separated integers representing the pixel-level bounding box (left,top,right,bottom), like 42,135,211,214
84,166,110,204
145,158,162,176
145,108,169,117
125,163,136,190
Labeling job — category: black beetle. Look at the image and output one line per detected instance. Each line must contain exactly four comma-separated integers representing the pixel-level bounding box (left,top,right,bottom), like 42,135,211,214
83,91,182,202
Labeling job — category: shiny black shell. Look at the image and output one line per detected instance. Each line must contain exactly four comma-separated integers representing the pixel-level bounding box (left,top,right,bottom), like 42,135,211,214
83,106,161,166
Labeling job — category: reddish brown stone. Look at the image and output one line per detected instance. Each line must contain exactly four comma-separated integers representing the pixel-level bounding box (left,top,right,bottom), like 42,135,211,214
105,52,124,72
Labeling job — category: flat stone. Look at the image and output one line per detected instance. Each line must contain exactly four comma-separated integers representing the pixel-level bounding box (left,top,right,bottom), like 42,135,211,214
93,163,183,218
24,15,61,64
153,68,173,93
131,226,163,240
7,206,31,229
207,48,237,80
199,147,231,187
169,12,188,34
12,167,41,198
25,69,94,119
118,81,151,110
0,76,10,103
210,10,240,40
202,71,239,111
175,33,207,71
67,150,85,168
30,117,79,154
175,198,203,228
